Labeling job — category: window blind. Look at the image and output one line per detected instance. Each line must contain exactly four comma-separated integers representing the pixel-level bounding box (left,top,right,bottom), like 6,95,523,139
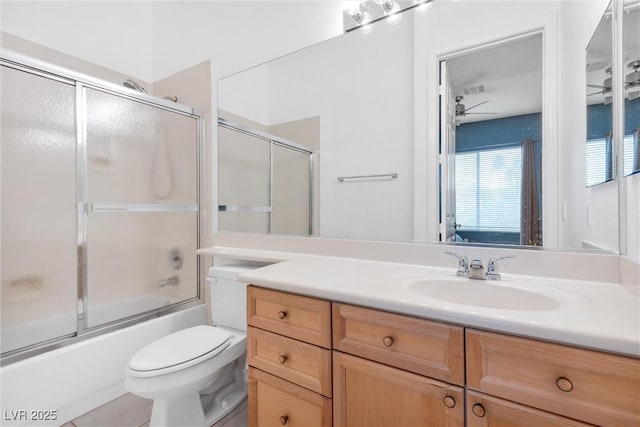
586,137,613,186
455,146,522,232
623,134,636,176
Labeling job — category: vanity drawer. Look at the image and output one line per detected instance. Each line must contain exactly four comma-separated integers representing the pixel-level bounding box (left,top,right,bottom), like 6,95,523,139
247,326,332,397
466,329,640,426
247,286,332,348
249,367,332,427
466,391,592,427
332,303,464,385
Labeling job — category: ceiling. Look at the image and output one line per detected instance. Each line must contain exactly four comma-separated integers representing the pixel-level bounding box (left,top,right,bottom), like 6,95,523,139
446,34,543,124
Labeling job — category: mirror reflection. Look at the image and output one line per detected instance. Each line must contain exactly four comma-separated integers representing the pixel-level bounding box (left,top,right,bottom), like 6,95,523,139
586,2,615,187
623,1,640,177
218,1,622,252
442,35,542,246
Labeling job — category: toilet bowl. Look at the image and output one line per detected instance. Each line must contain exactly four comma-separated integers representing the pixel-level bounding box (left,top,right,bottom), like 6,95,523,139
125,264,259,427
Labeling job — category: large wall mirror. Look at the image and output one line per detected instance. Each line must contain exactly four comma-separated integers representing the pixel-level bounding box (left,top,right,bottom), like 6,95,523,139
586,2,615,187
623,1,640,178
217,0,631,254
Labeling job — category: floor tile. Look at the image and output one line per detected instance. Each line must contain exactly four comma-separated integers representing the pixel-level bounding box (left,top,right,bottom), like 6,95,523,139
72,393,152,427
213,399,247,427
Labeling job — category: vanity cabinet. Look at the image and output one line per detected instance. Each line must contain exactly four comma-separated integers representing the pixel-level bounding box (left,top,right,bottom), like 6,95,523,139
247,286,640,427
247,286,332,427
332,303,465,426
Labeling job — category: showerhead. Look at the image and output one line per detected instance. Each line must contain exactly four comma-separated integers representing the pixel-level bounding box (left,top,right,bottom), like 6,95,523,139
123,79,148,94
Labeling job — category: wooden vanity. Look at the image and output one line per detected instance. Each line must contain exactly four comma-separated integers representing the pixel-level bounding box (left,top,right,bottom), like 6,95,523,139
246,286,640,427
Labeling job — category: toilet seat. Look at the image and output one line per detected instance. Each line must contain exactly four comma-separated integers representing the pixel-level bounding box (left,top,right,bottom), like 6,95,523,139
128,325,232,378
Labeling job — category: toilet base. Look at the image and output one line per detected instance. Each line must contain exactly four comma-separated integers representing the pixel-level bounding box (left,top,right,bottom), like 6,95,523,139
150,393,205,427
202,383,247,426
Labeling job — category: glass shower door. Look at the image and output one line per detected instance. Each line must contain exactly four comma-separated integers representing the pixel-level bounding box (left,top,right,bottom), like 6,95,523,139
217,126,271,233
1,66,78,353
84,87,199,328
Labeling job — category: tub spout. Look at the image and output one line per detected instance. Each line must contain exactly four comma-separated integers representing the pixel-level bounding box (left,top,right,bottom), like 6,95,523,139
159,276,180,287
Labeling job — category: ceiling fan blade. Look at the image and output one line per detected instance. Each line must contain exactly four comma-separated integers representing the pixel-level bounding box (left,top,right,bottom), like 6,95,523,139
465,112,497,115
587,84,607,89
464,100,490,112
588,91,604,96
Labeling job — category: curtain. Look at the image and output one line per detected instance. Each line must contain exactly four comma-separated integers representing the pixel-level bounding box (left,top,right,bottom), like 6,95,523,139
633,128,640,173
521,139,541,246
605,131,614,180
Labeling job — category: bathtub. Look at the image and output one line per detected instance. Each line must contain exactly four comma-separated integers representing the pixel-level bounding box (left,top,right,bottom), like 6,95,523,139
0,301,207,427
1,294,179,353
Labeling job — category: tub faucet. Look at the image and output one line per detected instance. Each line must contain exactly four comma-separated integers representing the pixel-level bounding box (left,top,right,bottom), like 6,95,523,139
444,251,469,277
159,275,179,287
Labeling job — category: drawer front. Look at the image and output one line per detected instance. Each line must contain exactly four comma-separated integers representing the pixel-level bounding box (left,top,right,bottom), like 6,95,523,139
332,303,464,385
248,326,332,397
247,286,331,348
248,367,332,427
466,391,592,427
466,329,640,426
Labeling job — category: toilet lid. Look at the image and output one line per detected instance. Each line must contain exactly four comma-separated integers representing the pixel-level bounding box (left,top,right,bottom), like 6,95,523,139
128,325,232,372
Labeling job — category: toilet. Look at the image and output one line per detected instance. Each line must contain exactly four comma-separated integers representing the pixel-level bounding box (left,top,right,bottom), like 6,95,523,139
125,264,257,427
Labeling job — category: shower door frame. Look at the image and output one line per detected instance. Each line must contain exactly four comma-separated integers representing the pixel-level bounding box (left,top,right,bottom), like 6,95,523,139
217,117,315,236
1,49,207,365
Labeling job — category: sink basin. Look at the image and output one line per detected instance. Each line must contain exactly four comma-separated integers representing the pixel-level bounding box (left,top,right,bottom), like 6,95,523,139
408,279,560,311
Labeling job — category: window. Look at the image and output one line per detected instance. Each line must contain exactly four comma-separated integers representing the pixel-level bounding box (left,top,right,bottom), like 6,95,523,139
455,146,522,232
585,135,613,186
623,132,638,176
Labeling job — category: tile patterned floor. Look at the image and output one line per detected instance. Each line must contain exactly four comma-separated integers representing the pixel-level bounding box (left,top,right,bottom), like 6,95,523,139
61,393,247,427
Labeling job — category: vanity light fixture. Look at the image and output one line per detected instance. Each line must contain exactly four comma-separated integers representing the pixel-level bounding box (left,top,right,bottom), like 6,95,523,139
343,0,434,32
376,0,399,15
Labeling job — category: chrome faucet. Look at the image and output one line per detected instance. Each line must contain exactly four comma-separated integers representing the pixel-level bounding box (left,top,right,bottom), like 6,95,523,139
486,255,515,280
468,259,486,280
444,251,469,277
445,252,515,280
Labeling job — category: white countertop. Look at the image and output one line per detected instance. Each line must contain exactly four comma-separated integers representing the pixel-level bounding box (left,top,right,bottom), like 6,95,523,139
217,250,640,358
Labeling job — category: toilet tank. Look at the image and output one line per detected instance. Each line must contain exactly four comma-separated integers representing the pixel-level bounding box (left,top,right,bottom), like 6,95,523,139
208,264,263,331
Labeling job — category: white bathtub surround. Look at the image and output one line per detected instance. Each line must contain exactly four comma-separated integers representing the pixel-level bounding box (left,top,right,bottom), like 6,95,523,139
0,305,207,427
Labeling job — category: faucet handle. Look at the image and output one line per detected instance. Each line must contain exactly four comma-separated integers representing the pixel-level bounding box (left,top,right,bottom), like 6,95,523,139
444,251,469,277
486,255,515,280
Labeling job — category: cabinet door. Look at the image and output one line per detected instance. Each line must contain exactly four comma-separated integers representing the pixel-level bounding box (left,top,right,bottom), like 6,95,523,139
467,391,593,427
333,351,463,427
248,367,332,427
466,329,640,426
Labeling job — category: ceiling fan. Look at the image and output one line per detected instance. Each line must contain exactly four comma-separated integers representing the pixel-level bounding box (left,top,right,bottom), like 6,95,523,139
626,60,640,100
455,95,496,117
587,66,612,103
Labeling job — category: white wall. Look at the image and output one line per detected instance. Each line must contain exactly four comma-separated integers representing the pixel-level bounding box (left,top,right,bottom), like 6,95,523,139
0,1,154,82
558,0,617,251
218,66,270,126
266,19,415,241
151,1,354,81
